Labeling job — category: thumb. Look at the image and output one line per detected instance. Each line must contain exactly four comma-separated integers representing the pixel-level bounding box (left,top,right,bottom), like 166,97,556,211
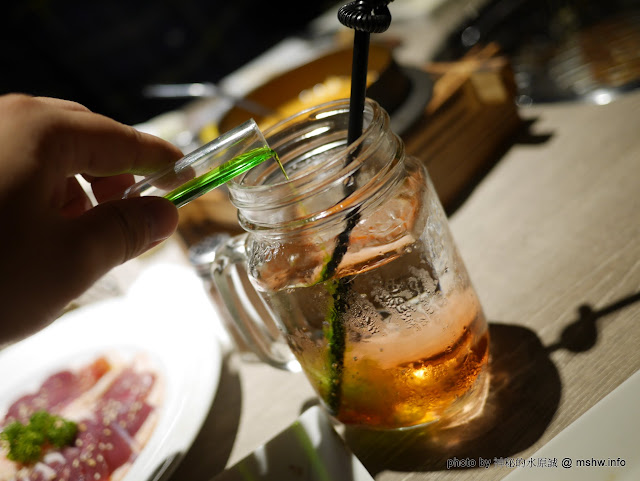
69,196,178,276
1,197,177,334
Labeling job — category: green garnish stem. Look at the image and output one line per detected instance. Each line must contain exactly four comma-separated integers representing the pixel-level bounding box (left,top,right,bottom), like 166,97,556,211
324,277,350,414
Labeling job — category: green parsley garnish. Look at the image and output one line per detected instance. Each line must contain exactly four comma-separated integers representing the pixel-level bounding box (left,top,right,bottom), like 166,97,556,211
0,411,77,464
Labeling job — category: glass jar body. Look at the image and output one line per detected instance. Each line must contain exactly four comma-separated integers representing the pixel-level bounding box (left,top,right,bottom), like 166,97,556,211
226,99,489,429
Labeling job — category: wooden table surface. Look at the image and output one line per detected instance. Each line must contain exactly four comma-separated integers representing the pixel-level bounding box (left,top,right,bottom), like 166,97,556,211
162,88,640,481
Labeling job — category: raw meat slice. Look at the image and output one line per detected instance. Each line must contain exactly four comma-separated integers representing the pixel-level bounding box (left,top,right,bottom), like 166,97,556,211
0,354,161,481
3,358,111,425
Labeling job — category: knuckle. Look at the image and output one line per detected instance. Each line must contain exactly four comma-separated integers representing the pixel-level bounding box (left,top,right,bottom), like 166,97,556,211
0,94,61,161
59,99,91,113
0,93,35,111
1,94,43,130
4,94,60,136
125,126,145,170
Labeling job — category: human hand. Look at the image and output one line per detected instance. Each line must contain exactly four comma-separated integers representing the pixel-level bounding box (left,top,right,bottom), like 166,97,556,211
0,94,183,342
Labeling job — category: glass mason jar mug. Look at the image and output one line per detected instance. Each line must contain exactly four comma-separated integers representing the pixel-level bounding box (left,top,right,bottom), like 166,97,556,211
212,99,490,430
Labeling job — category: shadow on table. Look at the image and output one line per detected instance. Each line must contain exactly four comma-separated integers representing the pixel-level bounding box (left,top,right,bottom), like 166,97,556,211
345,291,640,475
545,291,640,354
168,353,243,481
212,406,367,481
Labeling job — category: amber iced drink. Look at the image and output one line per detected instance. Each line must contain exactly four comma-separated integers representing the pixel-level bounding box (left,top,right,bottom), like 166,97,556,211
257,252,488,429
212,99,490,430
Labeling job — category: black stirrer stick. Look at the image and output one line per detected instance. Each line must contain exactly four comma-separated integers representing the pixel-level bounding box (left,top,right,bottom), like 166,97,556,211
322,0,393,415
347,29,371,145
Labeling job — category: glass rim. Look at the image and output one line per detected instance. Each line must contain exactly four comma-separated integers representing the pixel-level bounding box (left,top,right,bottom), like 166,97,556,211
228,98,386,195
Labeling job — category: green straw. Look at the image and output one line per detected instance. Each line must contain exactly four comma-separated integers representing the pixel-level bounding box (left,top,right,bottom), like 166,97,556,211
164,146,279,208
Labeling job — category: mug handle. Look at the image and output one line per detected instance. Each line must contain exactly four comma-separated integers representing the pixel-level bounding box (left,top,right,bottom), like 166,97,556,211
211,234,300,372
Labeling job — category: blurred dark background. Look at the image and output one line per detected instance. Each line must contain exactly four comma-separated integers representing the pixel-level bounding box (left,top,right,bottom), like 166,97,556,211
435,0,640,103
0,1,339,125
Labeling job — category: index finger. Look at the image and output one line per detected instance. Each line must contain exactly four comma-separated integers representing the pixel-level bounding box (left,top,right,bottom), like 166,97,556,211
35,104,184,177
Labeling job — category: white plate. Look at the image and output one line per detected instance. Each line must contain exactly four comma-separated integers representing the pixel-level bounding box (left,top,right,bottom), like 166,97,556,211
502,370,640,481
0,263,223,481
